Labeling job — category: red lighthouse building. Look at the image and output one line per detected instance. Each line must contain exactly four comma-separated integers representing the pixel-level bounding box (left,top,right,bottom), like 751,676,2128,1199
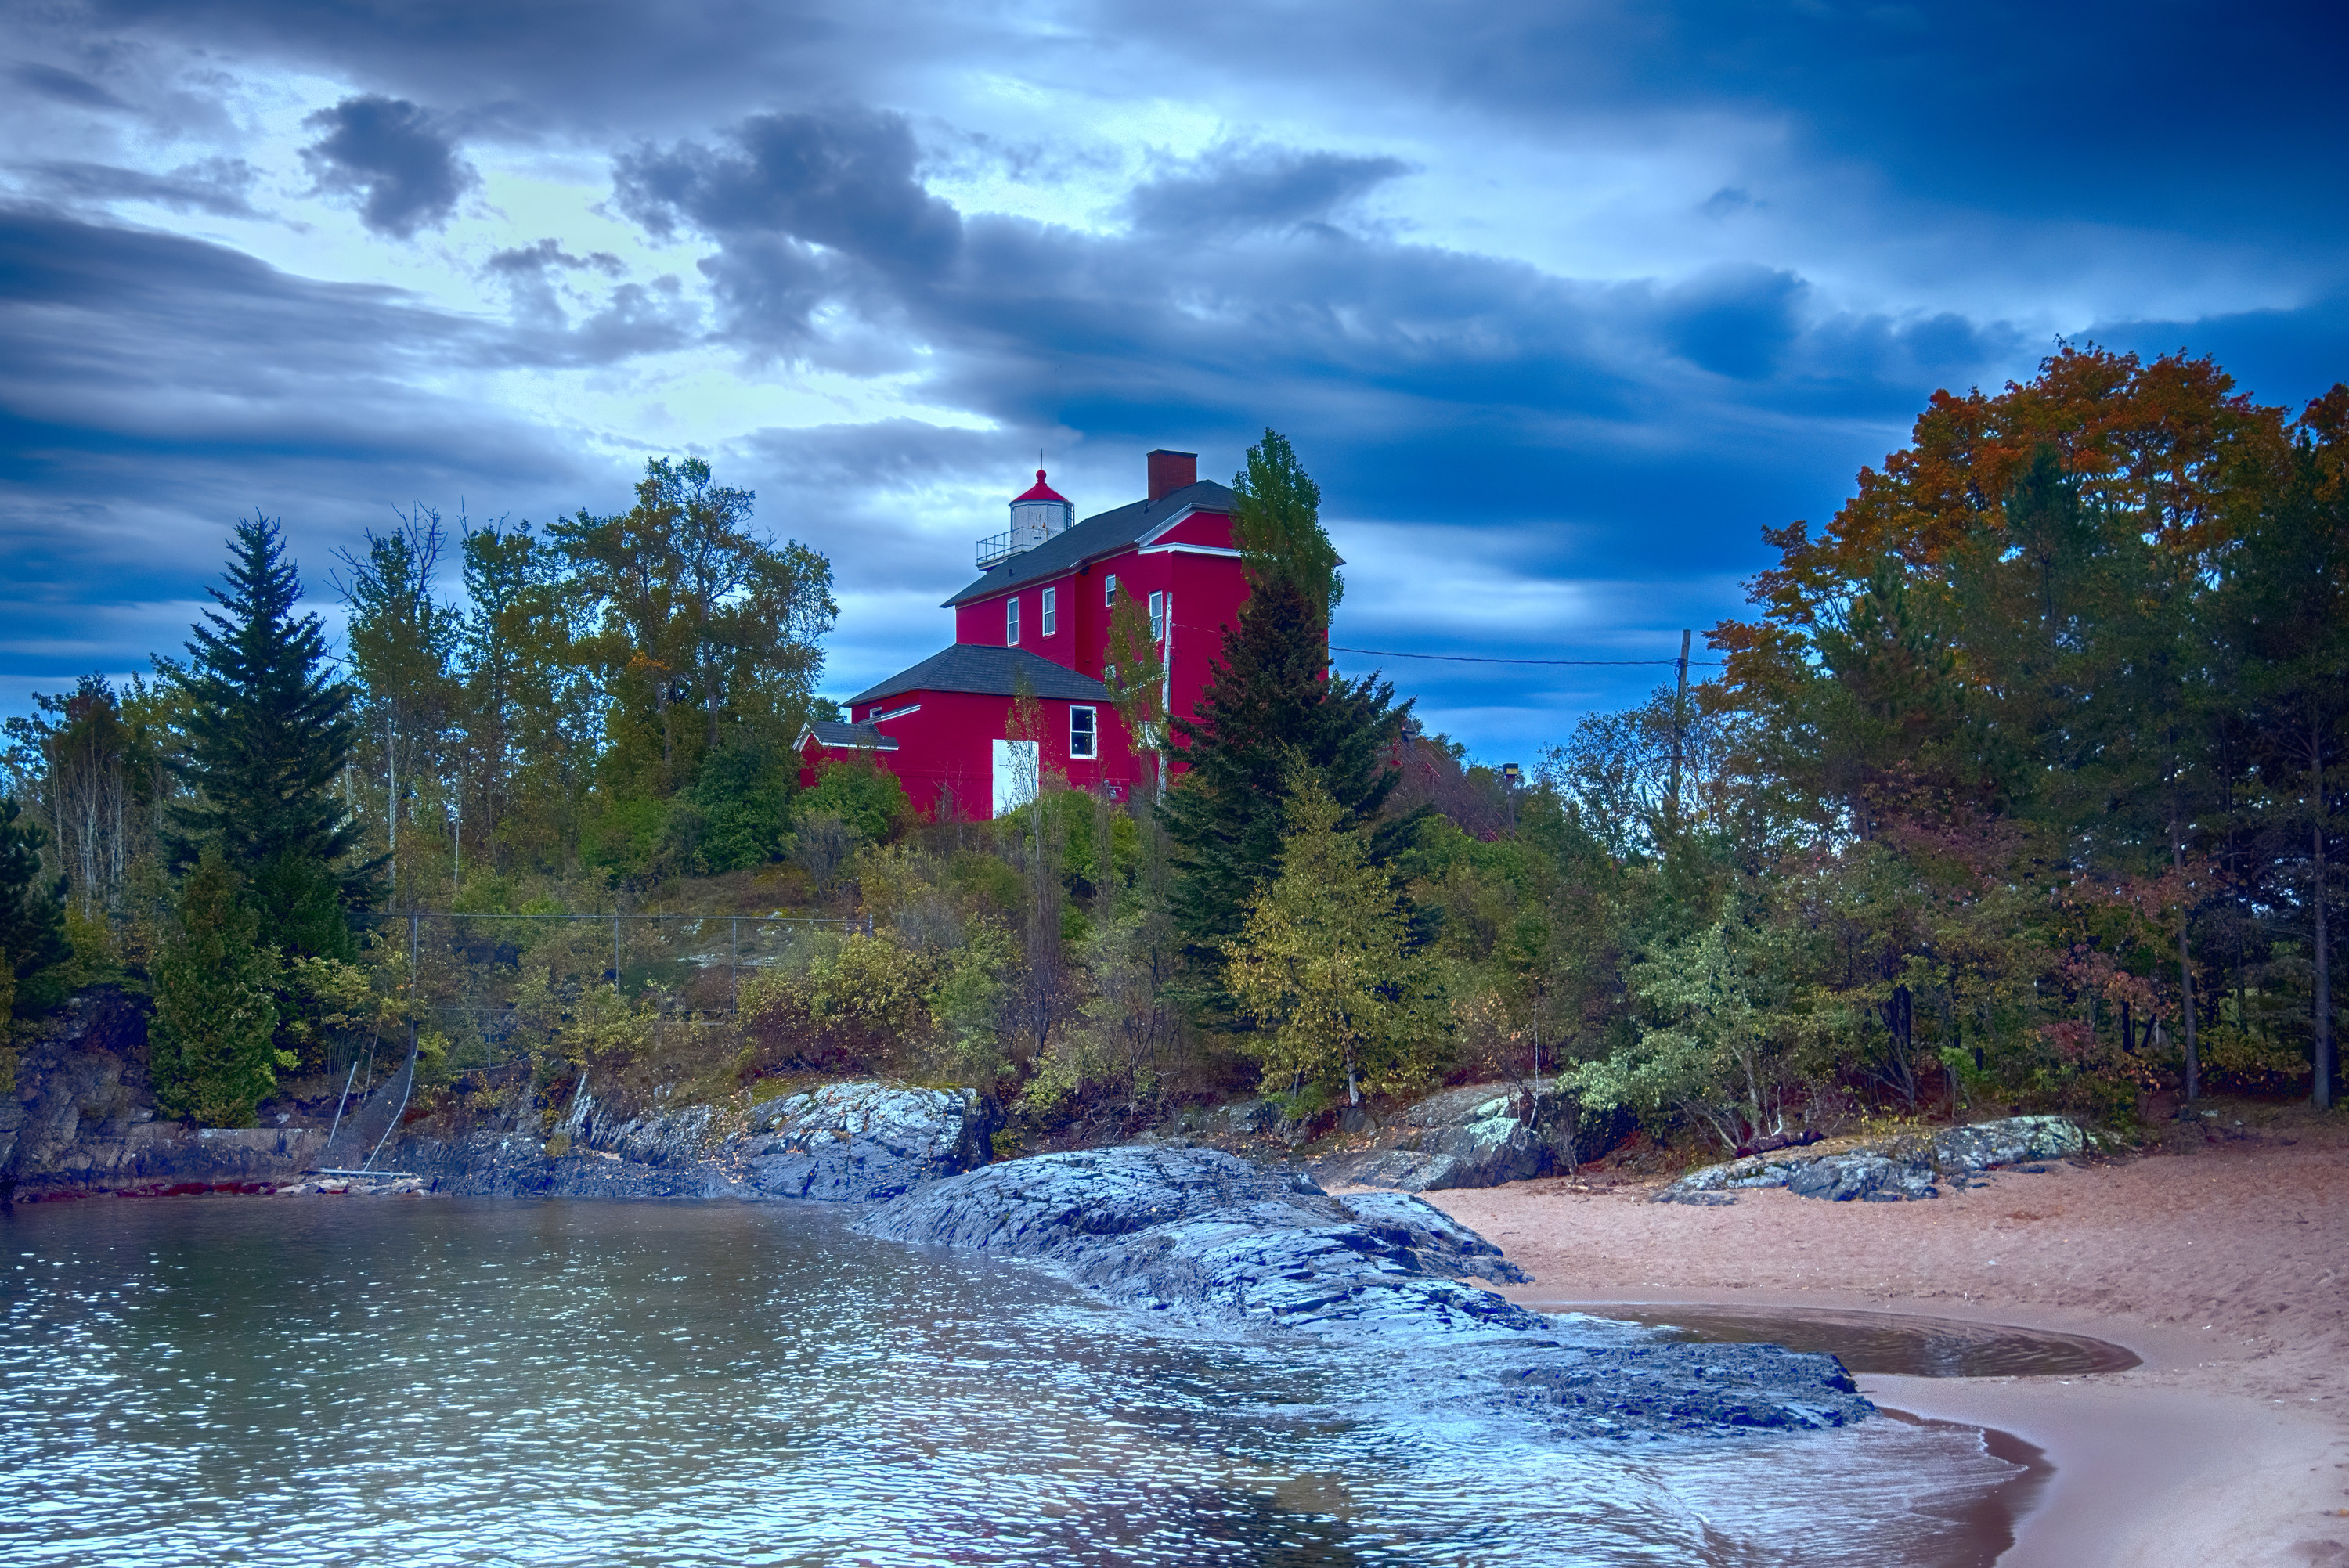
799,448,1252,820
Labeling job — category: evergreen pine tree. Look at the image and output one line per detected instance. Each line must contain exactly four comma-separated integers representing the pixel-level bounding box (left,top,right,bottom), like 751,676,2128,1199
1160,573,1423,989
165,517,371,955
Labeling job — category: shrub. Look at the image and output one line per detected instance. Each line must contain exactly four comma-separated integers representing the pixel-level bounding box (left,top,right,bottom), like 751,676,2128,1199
801,758,908,843
149,848,290,1126
738,932,936,1074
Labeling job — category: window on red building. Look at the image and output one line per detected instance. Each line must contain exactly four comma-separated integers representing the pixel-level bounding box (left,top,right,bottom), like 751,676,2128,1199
1005,597,1019,644
1042,585,1057,636
1070,705,1097,759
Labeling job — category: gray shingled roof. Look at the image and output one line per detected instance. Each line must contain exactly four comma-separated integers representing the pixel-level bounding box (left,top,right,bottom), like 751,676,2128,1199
942,478,1238,607
799,719,897,751
846,644,1111,708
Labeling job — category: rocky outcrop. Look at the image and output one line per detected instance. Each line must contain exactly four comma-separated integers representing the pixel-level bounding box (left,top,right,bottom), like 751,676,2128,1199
740,1083,1000,1202
7,1036,998,1205
1312,1083,1581,1191
857,1144,1873,1439
0,991,328,1197
374,1080,1000,1201
1654,1115,2087,1206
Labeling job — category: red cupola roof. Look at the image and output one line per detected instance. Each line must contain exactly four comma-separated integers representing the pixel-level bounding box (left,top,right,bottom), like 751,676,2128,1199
1012,468,1067,503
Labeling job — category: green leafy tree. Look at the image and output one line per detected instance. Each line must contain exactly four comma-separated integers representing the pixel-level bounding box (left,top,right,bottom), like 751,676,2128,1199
0,795,73,1088
455,519,593,872
1102,587,1167,797
1231,428,1343,621
334,507,460,907
800,757,908,844
164,517,370,955
1573,917,1799,1153
1224,766,1444,1106
148,848,287,1126
550,457,836,798
2217,433,2349,1108
678,734,795,873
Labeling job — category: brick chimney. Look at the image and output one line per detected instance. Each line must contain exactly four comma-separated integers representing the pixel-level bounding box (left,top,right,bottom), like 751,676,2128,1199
1146,449,1197,502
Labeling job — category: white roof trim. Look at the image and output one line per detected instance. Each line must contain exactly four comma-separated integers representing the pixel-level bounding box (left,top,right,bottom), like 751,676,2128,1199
1137,542,1242,559
868,701,922,723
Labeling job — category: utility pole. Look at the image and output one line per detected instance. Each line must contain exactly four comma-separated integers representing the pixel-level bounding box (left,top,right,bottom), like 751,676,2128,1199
1668,629,1691,838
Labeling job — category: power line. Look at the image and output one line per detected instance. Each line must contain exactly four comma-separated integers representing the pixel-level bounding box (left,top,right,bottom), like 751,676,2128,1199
1328,645,1722,668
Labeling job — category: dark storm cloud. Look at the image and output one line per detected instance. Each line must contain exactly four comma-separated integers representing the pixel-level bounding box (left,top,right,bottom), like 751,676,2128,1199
0,204,626,708
1658,265,1808,381
615,106,962,271
1125,146,1413,238
485,240,624,277
613,106,962,357
10,62,130,110
18,159,263,218
63,0,926,139
1086,0,2349,249
300,96,479,237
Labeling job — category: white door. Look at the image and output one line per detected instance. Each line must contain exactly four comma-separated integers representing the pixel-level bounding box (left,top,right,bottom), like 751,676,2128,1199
991,738,1038,818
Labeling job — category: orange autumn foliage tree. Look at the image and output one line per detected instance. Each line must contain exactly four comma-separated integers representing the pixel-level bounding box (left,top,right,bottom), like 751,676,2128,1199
1714,344,2293,719
1683,343,2349,1112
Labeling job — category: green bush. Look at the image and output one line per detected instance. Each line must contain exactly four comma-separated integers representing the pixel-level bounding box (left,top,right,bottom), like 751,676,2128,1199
149,848,290,1126
738,932,936,1074
800,758,907,843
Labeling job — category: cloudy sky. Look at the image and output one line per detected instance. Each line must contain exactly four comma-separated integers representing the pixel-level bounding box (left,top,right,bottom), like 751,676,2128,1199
4,0,2341,762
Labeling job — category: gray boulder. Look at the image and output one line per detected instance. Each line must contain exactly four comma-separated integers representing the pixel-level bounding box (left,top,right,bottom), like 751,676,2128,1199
738,1082,998,1202
1932,1115,2083,1173
857,1145,1873,1439
1654,1115,2086,1205
1783,1152,1939,1202
1313,1083,1576,1191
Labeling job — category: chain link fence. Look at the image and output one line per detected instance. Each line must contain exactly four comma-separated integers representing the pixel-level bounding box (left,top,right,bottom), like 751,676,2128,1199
309,911,873,1165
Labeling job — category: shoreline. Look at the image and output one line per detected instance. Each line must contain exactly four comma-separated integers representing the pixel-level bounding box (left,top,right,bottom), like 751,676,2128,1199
1420,1141,2349,1568
1519,1289,2342,1568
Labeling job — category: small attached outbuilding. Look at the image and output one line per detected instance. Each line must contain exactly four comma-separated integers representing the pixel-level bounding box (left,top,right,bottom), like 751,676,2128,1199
814,644,1135,821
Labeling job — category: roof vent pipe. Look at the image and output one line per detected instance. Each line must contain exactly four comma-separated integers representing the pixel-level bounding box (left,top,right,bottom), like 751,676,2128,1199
1147,449,1197,502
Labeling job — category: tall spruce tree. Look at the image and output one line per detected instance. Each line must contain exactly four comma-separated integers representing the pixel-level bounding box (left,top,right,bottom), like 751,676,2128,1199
1161,572,1421,986
165,517,370,955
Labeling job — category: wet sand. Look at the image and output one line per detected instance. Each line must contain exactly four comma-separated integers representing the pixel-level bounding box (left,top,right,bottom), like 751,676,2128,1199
1416,1117,2349,1566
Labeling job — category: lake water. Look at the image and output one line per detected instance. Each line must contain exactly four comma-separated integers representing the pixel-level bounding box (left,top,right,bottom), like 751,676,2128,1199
2,1198,2033,1566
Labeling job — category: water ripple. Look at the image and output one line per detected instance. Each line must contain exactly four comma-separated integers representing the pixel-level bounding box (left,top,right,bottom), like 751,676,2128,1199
3,1199,2022,1566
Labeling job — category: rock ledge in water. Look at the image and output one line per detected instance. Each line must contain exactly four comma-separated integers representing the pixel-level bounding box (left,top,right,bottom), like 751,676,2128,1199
858,1144,1872,1439
392,1081,998,1202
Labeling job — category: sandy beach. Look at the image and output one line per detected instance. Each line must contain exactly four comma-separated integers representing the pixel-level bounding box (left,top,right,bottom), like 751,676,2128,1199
1416,1107,2349,1567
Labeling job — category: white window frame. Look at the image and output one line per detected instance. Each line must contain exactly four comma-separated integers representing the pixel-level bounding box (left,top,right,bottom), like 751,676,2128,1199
1069,704,1098,760
1005,596,1019,645
1148,590,1165,643
1103,572,1118,607
1041,585,1057,636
